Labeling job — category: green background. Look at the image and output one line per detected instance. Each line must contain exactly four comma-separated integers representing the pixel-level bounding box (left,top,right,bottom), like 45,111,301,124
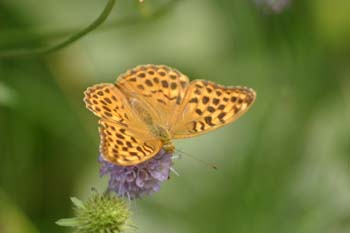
0,0,349,232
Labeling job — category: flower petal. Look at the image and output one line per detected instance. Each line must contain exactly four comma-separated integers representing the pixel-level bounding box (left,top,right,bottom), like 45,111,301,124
99,149,173,199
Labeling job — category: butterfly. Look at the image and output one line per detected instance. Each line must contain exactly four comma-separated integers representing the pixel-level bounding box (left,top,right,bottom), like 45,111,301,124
84,65,256,166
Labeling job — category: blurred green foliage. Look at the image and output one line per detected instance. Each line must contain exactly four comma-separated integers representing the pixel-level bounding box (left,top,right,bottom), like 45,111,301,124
0,0,349,233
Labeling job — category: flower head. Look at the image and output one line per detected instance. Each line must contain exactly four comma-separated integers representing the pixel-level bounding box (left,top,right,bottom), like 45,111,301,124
56,193,131,233
254,0,291,13
99,149,173,200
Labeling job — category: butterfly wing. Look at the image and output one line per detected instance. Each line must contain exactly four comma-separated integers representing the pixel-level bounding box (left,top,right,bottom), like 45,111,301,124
99,119,162,166
171,80,256,139
116,65,190,129
84,83,130,124
84,83,162,166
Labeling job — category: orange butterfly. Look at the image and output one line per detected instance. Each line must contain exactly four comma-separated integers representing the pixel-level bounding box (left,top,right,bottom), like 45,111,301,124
84,65,256,166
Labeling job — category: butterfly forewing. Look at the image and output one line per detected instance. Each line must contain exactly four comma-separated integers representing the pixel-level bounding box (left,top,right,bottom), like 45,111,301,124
84,83,162,166
84,83,131,125
116,65,190,129
171,80,256,138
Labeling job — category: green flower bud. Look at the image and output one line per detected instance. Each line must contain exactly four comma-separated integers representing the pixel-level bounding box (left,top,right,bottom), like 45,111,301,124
57,193,132,233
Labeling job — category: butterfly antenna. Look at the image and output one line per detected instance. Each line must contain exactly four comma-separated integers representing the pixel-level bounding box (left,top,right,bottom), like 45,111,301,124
175,148,218,170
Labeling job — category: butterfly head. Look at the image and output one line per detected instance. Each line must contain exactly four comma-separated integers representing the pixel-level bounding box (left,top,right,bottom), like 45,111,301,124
162,142,175,153
151,124,174,152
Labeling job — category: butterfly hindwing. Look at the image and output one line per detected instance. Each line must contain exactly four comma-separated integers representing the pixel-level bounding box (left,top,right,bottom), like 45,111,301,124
99,119,162,166
84,83,162,166
172,80,256,138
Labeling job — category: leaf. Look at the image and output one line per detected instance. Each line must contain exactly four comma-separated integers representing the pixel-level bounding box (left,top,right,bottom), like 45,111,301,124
55,218,79,227
70,197,85,209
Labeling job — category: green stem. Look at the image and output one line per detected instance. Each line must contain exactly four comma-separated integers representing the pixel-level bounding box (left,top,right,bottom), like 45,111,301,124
0,0,180,50
0,0,116,59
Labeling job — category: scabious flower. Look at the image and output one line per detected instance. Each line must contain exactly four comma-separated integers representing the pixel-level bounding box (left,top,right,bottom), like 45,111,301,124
254,0,291,13
99,149,173,200
56,193,131,233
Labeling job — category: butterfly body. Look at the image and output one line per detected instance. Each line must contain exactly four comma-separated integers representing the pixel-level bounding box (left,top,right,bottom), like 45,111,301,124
84,65,256,166
162,142,175,153
120,90,175,152
133,105,174,153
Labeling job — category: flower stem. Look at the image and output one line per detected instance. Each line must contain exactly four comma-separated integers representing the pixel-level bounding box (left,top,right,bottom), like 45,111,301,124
0,0,116,59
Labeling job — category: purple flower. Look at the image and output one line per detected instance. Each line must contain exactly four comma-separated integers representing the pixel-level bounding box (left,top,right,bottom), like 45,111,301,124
99,149,173,200
254,0,291,13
